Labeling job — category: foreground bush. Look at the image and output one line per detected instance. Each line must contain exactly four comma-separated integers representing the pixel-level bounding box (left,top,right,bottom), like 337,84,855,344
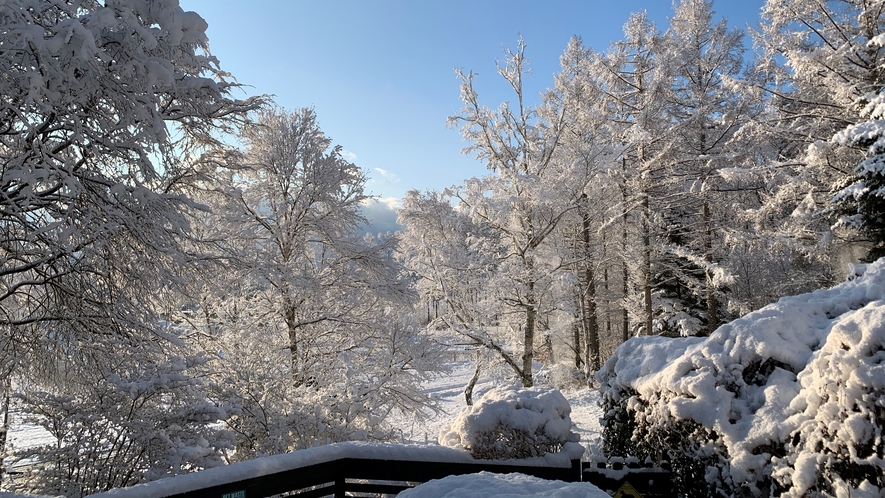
8,355,229,497
598,261,885,497
439,386,583,460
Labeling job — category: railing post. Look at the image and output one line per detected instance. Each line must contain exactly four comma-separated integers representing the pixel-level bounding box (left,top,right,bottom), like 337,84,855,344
334,460,346,498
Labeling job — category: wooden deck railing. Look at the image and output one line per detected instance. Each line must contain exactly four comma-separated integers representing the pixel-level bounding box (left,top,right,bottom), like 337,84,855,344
163,457,581,498
82,443,670,498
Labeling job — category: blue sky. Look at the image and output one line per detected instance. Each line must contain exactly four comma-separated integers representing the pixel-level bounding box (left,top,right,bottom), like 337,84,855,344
182,0,766,231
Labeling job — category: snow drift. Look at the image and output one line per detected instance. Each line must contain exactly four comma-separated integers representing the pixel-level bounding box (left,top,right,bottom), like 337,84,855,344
397,471,610,498
597,260,885,496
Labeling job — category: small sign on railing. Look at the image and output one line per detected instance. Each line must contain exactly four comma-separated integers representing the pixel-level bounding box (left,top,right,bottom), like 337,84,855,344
221,490,245,498
614,481,642,498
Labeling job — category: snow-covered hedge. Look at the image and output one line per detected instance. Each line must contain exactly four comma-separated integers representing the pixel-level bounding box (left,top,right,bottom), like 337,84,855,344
597,261,885,497
438,386,584,460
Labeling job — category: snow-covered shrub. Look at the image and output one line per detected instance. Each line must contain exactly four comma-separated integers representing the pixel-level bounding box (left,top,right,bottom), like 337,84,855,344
771,302,885,496
219,381,396,461
598,259,885,497
598,340,731,497
438,386,582,460
8,356,230,497
200,308,440,460
601,387,733,497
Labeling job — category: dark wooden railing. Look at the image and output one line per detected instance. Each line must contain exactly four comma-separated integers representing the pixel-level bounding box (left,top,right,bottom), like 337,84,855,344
85,443,671,498
165,457,582,498
584,459,672,497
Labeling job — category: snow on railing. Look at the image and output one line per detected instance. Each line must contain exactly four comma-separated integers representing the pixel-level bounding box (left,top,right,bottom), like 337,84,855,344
4,443,671,498
84,442,579,498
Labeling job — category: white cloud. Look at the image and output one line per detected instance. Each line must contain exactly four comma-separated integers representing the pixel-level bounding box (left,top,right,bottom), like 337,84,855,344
373,167,400,184
358,198,402,235
377,197,402,210
341,149,357,162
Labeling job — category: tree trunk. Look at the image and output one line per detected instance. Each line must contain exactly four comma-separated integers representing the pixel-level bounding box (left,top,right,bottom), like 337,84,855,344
572,318,583,371
581,204,600,372
582,296,599,371
544,333,555,364
642,193,653,336
581,290,590,373
572,236,583,373
0,390,9,484
464,354,482,406
703,200,719,333
285,302,301,385
603,233,612,338
620,157,631,343
622,274,630,342
522,283,536,388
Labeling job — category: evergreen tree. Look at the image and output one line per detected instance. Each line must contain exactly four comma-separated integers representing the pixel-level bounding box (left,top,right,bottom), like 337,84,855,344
754,0,885,261
832,33,885,261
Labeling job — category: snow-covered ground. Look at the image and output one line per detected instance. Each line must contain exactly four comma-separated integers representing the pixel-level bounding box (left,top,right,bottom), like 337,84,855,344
5,360,603,498
8,361,602,456
4,414,53,453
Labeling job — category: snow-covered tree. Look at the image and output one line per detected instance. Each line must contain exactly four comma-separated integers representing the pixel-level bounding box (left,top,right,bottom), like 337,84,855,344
752,0,885,262
398,189,508,403
591,12,671,336
548,37,622,371
0,0,261,479
833,98,885,260
447,39,584,387
657,0,750,332
0,0,260,333
185,107,441,457
215,107,395,385
830,20,885,261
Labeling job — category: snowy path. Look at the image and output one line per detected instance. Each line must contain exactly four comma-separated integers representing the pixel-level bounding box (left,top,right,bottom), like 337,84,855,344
5,413,54,452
